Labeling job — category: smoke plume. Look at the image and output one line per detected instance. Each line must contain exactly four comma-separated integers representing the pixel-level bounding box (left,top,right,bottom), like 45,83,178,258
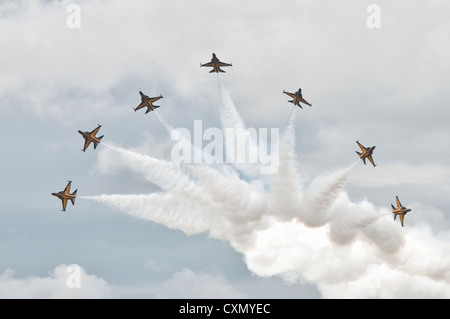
81,81,450,298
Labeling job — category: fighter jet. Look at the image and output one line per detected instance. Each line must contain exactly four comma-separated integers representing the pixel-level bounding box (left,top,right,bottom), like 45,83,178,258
283,88,312,108
355,140,376,167
52,181,77,212
391,196,411,227
134,91,163,114
200,53,232,73
78,124,103,152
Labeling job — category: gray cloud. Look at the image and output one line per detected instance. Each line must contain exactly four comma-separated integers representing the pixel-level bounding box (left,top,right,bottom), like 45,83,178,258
1,0,449,298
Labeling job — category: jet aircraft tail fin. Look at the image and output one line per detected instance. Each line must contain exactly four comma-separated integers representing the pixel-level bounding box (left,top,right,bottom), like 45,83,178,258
145,106,160,114
93,136,104,149
71,190,77,205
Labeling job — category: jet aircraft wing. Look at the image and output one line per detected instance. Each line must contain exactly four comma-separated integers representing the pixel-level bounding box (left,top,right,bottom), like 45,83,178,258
283,91,297,99
63,181,72,193
299,97,312,106
82,139,92,152
399,214,405,226
90,125,101,136
148,96,163,103
200,61,215,67
135,101,147,111
61,198,69,211
367,155,376,167
356,141,367,152
396,196,402,209
217,61,232,67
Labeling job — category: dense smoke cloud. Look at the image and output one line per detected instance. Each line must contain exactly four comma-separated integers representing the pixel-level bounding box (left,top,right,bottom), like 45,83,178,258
82,82,450,298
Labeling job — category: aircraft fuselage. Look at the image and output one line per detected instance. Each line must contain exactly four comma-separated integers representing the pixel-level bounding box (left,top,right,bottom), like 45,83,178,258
362,146,375,157
393,208,411,214
78,130,101,143
52,192,76,201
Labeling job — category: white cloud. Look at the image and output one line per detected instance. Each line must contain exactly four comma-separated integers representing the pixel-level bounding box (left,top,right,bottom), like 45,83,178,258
348,162,450,187
155,268,248,299
0,264,252,299
0,264,113,298
318,263,450,299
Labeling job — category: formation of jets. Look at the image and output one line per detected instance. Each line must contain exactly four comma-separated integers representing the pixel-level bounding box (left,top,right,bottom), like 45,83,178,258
52,52,412,226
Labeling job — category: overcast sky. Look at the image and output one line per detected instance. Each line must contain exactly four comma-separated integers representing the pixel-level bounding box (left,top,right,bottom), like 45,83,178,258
0,0,449,299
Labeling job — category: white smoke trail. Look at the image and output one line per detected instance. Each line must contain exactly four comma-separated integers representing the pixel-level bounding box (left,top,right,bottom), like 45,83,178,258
218,80,261,177
83,85,450,298
269,110,304,222
154,107,215,165
100,143,216,210
301,162,357,227
152,109,173,135
81,193,211,235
